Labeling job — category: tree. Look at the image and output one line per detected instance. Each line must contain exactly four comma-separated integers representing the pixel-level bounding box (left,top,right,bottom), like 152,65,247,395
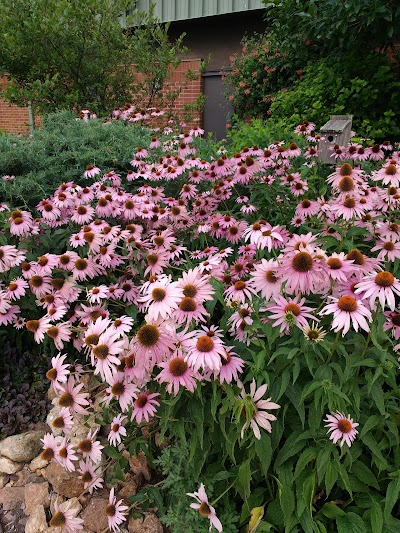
0,0,193,116
263,0,400,55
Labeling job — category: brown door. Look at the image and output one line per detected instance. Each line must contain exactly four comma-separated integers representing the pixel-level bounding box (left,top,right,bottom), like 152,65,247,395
202,70,233,140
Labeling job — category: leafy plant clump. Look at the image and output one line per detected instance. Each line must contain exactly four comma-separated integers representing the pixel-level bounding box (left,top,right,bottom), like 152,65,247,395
1,120,400,531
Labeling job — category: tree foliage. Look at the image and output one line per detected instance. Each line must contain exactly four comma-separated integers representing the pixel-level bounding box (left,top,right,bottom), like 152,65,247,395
263,0,400,54
0,0,190,115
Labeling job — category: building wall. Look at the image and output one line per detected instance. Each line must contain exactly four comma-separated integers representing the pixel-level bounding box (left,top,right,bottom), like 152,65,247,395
0,77,31,134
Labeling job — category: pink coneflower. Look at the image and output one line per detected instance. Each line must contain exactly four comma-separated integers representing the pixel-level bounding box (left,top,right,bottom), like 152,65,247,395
78,459,104,493
57,376,90,415
139,279,183,321
83,165,101,178
217,348,245,384
173,296,209,325
324,412,359,448
238,379,280,440
279,250,327,295
49,499,84,532
71,204,95,225
90,329,125,382
105,371,138,412
250,259,282,301
327,163,363,188
371,238,400,262
109,315,134,335
131,390,160,424
77,430,104,464
55,437,78,472
295,198,320,218
320,295,372,336
346,249,382,274
28,274,52,298
374,162,400,187
51,407,74,435
105,487,129,532
108,414,127,446
185,332,226,372
224,279,257,304
144,250,170,276
87,284,109,304
187,483,223,532
41,432,59,462
26,315,53,343
46,322,72,350
266,294,317,335
0,245,26,272
134,321,176,368
157,355,198,396
71,257,103,281
326,252,356,282
354,271,400,311
331,195,365,220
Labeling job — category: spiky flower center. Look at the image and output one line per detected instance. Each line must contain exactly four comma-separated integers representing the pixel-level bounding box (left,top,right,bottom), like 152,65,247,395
137,325,160,347
284,304,301,316
292,252,313,272
147,253,158,266
58,393,74,408
30,275,44,288
234,280,246,291
78,439,92,453
199,502,211,516
111,382,125,396
343,197,356,209
375,271,394,287
41,447,55,461
112,423,120,432
105,504,116,517
135,393,148,408
340,163,353,176
58,447,68,459
391,313,400,326
93,344,109,360
384,241,395,251
49,511,66,526
75,258,88,271
179,297,197,312
327,258,342,270
52,416,66,429
152,288,166,302
338,177,354,192
81,471,93,483
196,336,214,352
347,249,364,265
46,327,59,339
337,296,358,312
169,357,188,376
46,368,58,381
337,419,352,433
385,164,397,176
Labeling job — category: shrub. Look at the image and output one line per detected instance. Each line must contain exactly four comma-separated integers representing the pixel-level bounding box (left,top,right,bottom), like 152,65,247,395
268,52,400,141
223,32,317,119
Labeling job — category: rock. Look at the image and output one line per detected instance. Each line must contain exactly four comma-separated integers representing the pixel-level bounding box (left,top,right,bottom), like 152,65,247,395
82,497,109,532
0,429,45,463
44,462,85,498
0,486,25,510
0,456,23,475
13,467,38,487
47,385,57,401
25,481,49,514
126,451,151,481
29,453,49,472
50,492,66,514
128,514,163,533
25,505,48,533
118,477,140,499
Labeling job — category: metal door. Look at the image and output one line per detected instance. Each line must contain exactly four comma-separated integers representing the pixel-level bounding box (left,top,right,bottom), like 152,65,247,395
202,70,233,141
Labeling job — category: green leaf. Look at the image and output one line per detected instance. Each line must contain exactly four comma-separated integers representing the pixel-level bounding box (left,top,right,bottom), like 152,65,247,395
361,433,388,470
104,446,123,460
236,459,251,501
336,512,366,533
370,382,385,415
294,448,317,480
321,503,346,519
352,460,379,490
384,478,400,521
359,414,380,438
338,462,353,497
255,434,272,477
325,462,338,497
370,500,383,533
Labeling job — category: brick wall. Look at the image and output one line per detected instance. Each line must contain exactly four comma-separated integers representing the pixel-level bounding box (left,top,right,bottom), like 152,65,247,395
0,77,31,134
0,59,203,135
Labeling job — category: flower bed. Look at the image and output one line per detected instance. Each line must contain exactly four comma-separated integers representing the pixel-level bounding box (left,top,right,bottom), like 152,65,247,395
1,120,399,532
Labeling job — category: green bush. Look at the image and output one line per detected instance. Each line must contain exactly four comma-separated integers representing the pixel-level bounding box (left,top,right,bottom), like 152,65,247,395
224,32,317,119
268,52,400,140
0,111,151,208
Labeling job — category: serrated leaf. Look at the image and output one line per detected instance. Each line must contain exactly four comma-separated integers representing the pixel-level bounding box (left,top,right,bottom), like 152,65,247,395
325,462,338,497
255,434,272,477
384,478,400,521
370,500,383,533
294,448,317,480
321,503,346,519
352,461,379,490
336,512,366,533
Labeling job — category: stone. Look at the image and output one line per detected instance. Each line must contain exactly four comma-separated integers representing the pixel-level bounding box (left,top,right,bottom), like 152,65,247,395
50,492,66,514
118,477,140,499
29,453,49,472
0,429,45,463
25,481,49,514
126,451,151,481
13,467,38,487
0,486,25,510
82,497,109,532
44,462,85,498
128,514,163,533
25,505,48,533
0,456,23,475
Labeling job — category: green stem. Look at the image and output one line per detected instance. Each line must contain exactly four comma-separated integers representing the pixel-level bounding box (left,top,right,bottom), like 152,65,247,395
210,478,237,506
326,330,341,364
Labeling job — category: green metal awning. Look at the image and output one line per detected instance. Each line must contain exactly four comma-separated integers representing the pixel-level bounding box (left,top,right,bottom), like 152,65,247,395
132,0,265,23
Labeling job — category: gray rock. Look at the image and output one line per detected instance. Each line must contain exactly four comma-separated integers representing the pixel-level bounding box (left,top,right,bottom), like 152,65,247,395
28,453,49,472
0,456,23,475
0,486,25,510
44,461,85,498
25,481,49,514
0,429,45,463
128,514,163,533
25,505,48,533
82,497,109,532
